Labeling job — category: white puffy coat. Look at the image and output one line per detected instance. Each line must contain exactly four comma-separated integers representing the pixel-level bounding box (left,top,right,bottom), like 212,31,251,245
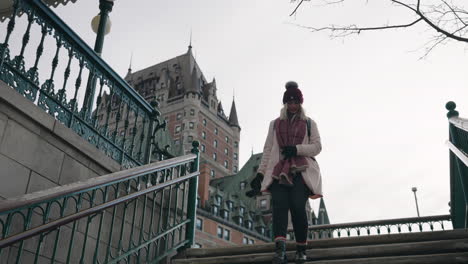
257,117,323,199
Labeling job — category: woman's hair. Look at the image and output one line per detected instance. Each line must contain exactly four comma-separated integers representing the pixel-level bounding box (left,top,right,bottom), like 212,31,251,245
280,104,307,120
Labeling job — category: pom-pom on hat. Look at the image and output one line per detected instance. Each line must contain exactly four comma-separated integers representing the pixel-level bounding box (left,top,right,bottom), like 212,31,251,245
282,81,303,104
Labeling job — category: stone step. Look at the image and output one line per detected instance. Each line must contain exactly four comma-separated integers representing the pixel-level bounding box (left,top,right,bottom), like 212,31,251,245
173,238,468,264
181,229,468,259
307,252,468,264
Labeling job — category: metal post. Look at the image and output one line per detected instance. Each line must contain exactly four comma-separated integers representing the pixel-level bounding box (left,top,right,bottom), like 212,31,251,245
186,141,199,247
412,187,420,217
83,0,114,117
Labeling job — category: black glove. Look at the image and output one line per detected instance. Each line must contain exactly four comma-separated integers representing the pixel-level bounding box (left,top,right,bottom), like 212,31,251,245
246,173,264,198
282,145,297,159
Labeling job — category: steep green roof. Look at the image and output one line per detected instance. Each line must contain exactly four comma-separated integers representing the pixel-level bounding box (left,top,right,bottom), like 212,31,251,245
209,153,263,213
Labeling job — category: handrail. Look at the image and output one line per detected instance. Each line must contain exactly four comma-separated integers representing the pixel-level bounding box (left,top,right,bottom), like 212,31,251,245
0,142,200,263
0,0,173,168
449,116,468,132
0,171,198,248
0,153,196,213
30,0,154,114
446,140,468,168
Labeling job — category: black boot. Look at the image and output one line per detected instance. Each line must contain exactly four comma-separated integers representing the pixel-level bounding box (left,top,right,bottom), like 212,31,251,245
295,244,307,264
272,240,287,264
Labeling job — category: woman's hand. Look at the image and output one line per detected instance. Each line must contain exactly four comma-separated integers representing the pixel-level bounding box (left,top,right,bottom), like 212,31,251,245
282,145,297,159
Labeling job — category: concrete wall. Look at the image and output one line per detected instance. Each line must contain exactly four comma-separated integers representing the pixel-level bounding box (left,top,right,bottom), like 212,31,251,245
0,80,121,199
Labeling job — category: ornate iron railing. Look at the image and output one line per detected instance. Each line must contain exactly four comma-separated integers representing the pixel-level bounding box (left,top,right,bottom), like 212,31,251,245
0,141,200,263
288,214,452,240
0,0,171,168
446,101,468,229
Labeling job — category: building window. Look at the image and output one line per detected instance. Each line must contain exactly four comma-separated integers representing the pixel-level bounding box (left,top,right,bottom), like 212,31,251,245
213,206,219,216
190,109,195,116
213,153,217,161
210,169,216,178
188,136,193,142
243,237,248,244
214,128,218,135
202,131,206,139
227,201,233,210
223,229,230,241
203,119,207,126
238,217,243,225
217,226,223,238
240,182,246,190
176,113,182,120
216,195,222,205
234,166,238,173
222,210,229,220
224,148,228,155
234,141,239,148
234,153,238,160
260,199,268,209
249,239,254,245
246,221,252,230
189,122,194,129
201,144,206,152
175,126,181,133
225,136,229,143
224,160,228,169
196,218,203,230
240,207,245,214
214,140,218,148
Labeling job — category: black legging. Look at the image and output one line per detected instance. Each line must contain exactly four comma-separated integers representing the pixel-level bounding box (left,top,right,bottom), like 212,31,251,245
270,174,310,243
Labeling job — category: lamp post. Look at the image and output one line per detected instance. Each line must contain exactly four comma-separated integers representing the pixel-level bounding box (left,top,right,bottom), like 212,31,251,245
412,187,420,217
82,0,114,117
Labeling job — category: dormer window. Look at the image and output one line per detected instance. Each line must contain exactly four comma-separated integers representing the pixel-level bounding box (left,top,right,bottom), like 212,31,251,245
245,221,253,230
240,182,246,190
216,195,222,205
227,201,233,210
212,205,219,216
259,227,265,235
240,206,245,214
238,217,243,225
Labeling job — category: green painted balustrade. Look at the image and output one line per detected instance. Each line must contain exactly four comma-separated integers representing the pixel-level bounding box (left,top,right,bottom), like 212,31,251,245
0,141,200,263
286,214,452,240
446,101,468,229
0,0,172,168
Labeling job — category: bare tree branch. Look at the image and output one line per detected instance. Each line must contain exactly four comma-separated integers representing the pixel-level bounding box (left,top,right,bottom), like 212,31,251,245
289,0,468,55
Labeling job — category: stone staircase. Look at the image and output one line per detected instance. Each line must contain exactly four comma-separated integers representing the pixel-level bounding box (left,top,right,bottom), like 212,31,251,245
173,229,468,263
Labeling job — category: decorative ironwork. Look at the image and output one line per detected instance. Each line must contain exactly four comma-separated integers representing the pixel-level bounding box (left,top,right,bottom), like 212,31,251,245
288,215,452,240
0,0,169,167
0,143,200,263
446,101,468,229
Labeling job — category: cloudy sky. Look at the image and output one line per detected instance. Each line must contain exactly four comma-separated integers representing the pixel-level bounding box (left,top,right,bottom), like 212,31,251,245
49,0,468,224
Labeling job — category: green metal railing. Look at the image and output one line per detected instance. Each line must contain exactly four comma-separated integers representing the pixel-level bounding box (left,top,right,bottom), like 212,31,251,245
0,0,172,168
287,214,451,240
446,101,468,229
0,141,200,263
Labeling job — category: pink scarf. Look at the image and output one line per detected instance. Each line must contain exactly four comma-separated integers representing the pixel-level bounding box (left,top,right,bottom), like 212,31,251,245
272,116,308,186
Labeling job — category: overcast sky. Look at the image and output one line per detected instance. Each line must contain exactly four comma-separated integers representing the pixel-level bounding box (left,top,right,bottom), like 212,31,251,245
49,0,468,225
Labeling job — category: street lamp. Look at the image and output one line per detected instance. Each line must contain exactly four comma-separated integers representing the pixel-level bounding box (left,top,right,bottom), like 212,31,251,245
83,0,114,117
412,187,420,217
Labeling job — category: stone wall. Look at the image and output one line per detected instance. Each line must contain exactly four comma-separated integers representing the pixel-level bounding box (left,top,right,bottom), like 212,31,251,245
0,80,121,199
